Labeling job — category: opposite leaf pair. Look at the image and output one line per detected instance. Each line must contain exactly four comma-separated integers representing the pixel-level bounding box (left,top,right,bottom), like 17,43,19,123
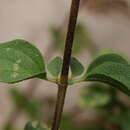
0,39,84,84
0,39,130,96
47,56,84,79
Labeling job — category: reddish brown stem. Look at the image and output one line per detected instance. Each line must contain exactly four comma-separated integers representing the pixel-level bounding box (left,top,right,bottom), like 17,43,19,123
51,0,81,130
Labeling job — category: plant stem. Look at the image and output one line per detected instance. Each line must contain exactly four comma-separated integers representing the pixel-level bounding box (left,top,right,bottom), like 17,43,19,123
51,0,81,130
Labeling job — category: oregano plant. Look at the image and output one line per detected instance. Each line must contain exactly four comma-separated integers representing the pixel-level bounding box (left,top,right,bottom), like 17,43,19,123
1,0,130,130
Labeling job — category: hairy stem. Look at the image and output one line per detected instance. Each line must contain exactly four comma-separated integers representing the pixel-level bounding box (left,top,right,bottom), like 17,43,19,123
51,0,81,130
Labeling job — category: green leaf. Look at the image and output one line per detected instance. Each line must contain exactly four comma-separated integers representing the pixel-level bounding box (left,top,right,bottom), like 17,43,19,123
24,121,49,130
10,88,40,119
70,57,84,77
110,111,130,130
0,39,45,83
85,62,130,95
87,51,129,73
80,83,111,108
47,57,62,77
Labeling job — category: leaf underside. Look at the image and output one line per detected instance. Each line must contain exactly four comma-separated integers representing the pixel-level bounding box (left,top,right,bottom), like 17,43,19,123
84,52,130,96
0,39,45,83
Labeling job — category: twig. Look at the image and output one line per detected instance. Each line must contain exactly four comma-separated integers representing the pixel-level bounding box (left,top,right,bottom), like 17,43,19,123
51,0,81,130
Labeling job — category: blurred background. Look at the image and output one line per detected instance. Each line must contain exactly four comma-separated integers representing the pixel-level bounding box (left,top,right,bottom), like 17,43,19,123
0,0,130,130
